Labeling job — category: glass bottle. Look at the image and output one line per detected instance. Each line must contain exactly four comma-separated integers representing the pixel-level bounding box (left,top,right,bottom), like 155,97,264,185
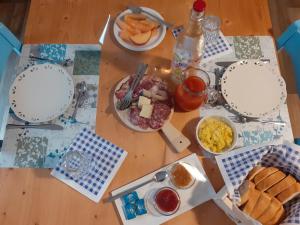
171,0,206,84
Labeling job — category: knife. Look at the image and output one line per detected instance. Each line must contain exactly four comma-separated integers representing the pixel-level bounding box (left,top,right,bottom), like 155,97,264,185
215,59,270,68
99,14,111,47
7,124,64,130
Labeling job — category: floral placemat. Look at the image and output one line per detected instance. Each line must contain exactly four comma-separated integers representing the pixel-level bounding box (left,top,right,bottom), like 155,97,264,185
0,44,100,168
200,36,294,151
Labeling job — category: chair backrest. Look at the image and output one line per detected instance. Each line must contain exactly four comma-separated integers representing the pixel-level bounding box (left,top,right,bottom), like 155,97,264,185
0,23,22,147
276,20,300,96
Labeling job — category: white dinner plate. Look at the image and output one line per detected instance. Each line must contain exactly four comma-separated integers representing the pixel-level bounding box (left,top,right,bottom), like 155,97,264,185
221,60,287,118
113,7,167,52
9,63,74,123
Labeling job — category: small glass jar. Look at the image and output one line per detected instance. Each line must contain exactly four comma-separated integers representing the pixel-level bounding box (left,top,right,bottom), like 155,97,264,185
153,187,180,216
175,67,210,111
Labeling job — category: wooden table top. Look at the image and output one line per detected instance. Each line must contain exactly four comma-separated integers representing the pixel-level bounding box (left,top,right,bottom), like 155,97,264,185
0,1,273,225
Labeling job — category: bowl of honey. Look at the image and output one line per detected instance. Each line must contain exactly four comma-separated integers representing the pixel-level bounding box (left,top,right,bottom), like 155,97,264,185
169,162,195,189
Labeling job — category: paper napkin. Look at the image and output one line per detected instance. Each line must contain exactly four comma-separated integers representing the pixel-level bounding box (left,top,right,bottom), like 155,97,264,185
51,128,127,202
215,141,300,225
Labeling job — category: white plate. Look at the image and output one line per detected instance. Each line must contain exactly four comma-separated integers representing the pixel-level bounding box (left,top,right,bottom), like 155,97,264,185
9,64,74,123
221,60,287,118
113,7,167,51
113,76,173,132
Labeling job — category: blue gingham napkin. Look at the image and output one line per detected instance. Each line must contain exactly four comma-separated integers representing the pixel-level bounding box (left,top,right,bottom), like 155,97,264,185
51,128,127,202
215,141,300,225
171,27,233,62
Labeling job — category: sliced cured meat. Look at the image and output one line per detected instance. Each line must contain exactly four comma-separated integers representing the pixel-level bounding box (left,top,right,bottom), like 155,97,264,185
115,79,130,100
152,103,171,121
149,117,164,129
129,107,149,129
148,103,171,129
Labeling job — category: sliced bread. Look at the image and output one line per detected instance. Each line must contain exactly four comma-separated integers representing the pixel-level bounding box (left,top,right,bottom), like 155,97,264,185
247,166,266,181
243,188,261,215
250,192,272,219
238,180,255,206
265,205,284,225
266,175,296,197
256,171,286,192
253,167,279,185
276,182,300,204
257,197,282,225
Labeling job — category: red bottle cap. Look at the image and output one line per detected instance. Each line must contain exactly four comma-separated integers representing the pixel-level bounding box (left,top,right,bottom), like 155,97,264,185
193,0,206,12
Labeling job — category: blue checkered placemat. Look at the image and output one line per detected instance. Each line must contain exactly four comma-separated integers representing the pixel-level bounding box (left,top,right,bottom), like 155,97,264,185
215,141,300,225
171,26,232,62
51,128,127,202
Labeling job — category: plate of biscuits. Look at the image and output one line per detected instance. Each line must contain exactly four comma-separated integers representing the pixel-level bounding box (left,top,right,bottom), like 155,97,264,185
113,7,166,51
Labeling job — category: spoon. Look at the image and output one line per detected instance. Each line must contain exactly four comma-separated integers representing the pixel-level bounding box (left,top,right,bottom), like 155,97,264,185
71,81,88,121
107,171,168,202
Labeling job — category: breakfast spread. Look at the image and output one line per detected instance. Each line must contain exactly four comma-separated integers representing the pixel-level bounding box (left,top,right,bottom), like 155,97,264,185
238,166,300,225
170,163,195,189
115,75,173,130
116,13,160,45
197,117,234,153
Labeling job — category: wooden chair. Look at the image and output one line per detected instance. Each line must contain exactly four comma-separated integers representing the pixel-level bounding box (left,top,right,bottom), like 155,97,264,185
0,22,22,148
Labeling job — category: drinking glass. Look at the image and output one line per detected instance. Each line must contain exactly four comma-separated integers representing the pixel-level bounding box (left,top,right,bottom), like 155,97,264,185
203,15,221,44
61,150,92,179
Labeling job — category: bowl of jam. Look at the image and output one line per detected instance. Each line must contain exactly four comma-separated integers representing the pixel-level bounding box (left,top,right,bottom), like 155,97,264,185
153,187,180,216
169,162,195,189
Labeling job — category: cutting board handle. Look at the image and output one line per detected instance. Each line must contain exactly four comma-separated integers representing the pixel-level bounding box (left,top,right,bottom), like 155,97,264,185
161,122,191,152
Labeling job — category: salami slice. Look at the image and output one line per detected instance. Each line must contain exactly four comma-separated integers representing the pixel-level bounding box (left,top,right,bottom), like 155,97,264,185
149,117,164,129
148,103,171,129
152,103,171,121
129,107,149,129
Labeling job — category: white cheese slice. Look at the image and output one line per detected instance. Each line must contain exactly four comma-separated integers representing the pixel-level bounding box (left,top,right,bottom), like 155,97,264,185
139,104,153,119
138,96,151,108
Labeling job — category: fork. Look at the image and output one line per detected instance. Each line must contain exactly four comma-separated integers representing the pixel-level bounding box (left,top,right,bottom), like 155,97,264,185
127,6,173,29
229,115,286,125
117,63,148,110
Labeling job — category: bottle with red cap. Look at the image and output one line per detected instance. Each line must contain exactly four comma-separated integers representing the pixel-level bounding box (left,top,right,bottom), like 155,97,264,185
171,0,206,84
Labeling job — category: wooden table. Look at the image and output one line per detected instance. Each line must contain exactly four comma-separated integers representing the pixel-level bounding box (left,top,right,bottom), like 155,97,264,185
0,1,273,225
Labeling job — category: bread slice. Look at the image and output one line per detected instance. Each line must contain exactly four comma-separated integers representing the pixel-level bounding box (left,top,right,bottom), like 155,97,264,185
253,167,279,185
267,175,297,197
257,197,282,225
238,180,255,206
256,171,286,192
276,182,300,204
250,192,272,219
265,205,284,225
247,166,266,181
243,188,261,215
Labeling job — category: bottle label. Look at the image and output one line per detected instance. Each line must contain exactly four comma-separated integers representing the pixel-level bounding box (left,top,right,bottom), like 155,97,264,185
171,49,192,83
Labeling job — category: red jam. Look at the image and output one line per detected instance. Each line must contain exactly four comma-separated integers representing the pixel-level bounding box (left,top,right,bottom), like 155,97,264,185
154,188,180,213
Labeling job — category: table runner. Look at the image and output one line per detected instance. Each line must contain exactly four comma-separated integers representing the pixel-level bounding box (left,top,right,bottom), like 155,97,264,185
199,36,293,150
0,44,100,168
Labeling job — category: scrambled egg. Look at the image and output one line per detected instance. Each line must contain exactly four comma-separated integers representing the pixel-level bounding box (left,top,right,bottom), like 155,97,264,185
198,118,233,153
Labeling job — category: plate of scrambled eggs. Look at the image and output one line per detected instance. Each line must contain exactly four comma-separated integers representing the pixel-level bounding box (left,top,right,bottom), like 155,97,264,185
196,116,237,154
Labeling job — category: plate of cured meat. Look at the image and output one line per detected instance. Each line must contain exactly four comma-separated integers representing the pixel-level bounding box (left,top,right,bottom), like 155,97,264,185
114,74,191,152
114,75,173,132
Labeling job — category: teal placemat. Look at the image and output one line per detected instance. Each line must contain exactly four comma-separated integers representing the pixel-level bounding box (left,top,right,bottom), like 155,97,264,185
0,44,100,168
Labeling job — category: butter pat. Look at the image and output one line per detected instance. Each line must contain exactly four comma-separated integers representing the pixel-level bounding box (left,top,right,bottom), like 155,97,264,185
138,96,151,108
139,104,153,118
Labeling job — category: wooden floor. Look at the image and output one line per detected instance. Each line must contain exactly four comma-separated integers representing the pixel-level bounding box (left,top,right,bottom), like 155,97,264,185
0,0,30,39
